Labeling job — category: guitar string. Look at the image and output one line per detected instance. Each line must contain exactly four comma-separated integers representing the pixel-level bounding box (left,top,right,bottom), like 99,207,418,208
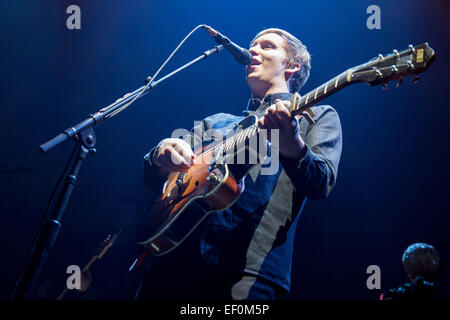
165,76,320,185
169,73,332,180
191,95,302,164
192,53,415,164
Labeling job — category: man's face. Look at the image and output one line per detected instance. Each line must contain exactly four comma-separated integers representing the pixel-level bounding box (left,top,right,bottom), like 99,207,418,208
246,32,289,92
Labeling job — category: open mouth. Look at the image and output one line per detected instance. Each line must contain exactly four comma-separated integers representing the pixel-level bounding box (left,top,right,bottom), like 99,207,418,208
247,59,261,72
248,58,261,67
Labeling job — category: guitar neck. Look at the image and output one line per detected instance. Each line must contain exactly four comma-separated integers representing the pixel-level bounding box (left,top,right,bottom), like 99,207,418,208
291,68,356,117
216,69,358,156
216,125,258,156
219,40,435,153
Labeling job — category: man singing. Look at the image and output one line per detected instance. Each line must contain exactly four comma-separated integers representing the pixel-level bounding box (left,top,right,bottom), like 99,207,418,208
137,28,342,300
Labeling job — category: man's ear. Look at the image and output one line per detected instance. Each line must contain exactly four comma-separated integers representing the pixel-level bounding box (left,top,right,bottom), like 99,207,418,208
285,62,301,80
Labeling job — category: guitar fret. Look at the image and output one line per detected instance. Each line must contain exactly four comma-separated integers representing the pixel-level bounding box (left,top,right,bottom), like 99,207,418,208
242,128,249,142
245,127,254,144
232,133,238,149
237,131,244,146
215,126,256,162
244,128,252,143
300,78,339,113
224,139,229,154
250,127,257,139
228,136,233,151
346,70,353,82
236,130,243,145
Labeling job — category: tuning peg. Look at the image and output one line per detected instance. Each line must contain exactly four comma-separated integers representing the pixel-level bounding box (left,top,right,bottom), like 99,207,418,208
375,68,383,78
382,83,388,91
393,49,400,58
396,77,403,88
411,76,420,84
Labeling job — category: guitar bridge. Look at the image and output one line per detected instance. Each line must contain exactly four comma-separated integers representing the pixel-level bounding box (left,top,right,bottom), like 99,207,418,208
175,173,186,186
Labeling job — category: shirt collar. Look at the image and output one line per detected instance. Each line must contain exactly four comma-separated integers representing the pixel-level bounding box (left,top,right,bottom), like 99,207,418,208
245,92,293,113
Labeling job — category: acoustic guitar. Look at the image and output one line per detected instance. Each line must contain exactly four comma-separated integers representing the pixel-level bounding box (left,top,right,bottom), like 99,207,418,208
135,43,435,257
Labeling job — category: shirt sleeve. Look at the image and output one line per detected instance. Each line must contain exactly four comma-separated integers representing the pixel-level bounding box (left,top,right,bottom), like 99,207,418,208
142,120,205,193
279,105,343,200
142,146,168,193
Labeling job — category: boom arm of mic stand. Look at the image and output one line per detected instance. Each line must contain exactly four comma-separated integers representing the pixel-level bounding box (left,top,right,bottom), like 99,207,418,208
39,44,223,153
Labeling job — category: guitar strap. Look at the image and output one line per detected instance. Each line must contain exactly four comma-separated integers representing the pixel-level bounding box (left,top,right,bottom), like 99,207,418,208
290,92,316,125
301,109,316,125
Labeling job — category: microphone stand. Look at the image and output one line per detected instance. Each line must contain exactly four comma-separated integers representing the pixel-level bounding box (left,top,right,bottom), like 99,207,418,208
9,44,224,300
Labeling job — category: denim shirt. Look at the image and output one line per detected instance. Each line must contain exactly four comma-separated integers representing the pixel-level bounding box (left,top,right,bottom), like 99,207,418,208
142,92,343,291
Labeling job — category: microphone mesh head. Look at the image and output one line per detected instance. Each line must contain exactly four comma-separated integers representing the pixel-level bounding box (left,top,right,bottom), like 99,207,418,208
402,242,440,283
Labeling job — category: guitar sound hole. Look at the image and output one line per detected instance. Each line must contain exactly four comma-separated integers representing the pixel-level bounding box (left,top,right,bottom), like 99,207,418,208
195,181,199,187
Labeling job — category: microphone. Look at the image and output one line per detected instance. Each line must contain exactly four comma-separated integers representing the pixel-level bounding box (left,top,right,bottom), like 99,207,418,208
202,25,252,65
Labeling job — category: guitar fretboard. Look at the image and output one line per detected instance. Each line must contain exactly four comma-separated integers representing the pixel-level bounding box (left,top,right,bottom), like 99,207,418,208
206,68,357,161
214,125,259,158
291,69,354,116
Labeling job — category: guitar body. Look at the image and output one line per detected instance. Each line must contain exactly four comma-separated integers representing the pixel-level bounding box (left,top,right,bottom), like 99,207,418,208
135,116,260,255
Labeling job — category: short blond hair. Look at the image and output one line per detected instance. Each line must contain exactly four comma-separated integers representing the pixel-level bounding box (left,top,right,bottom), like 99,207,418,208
251,28,311,93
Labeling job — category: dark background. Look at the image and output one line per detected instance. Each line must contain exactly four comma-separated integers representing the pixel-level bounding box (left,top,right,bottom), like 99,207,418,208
1,0,449,300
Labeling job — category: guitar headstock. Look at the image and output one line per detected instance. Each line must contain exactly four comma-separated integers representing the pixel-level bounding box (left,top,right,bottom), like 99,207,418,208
350,43,435,87
95,232,120,259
